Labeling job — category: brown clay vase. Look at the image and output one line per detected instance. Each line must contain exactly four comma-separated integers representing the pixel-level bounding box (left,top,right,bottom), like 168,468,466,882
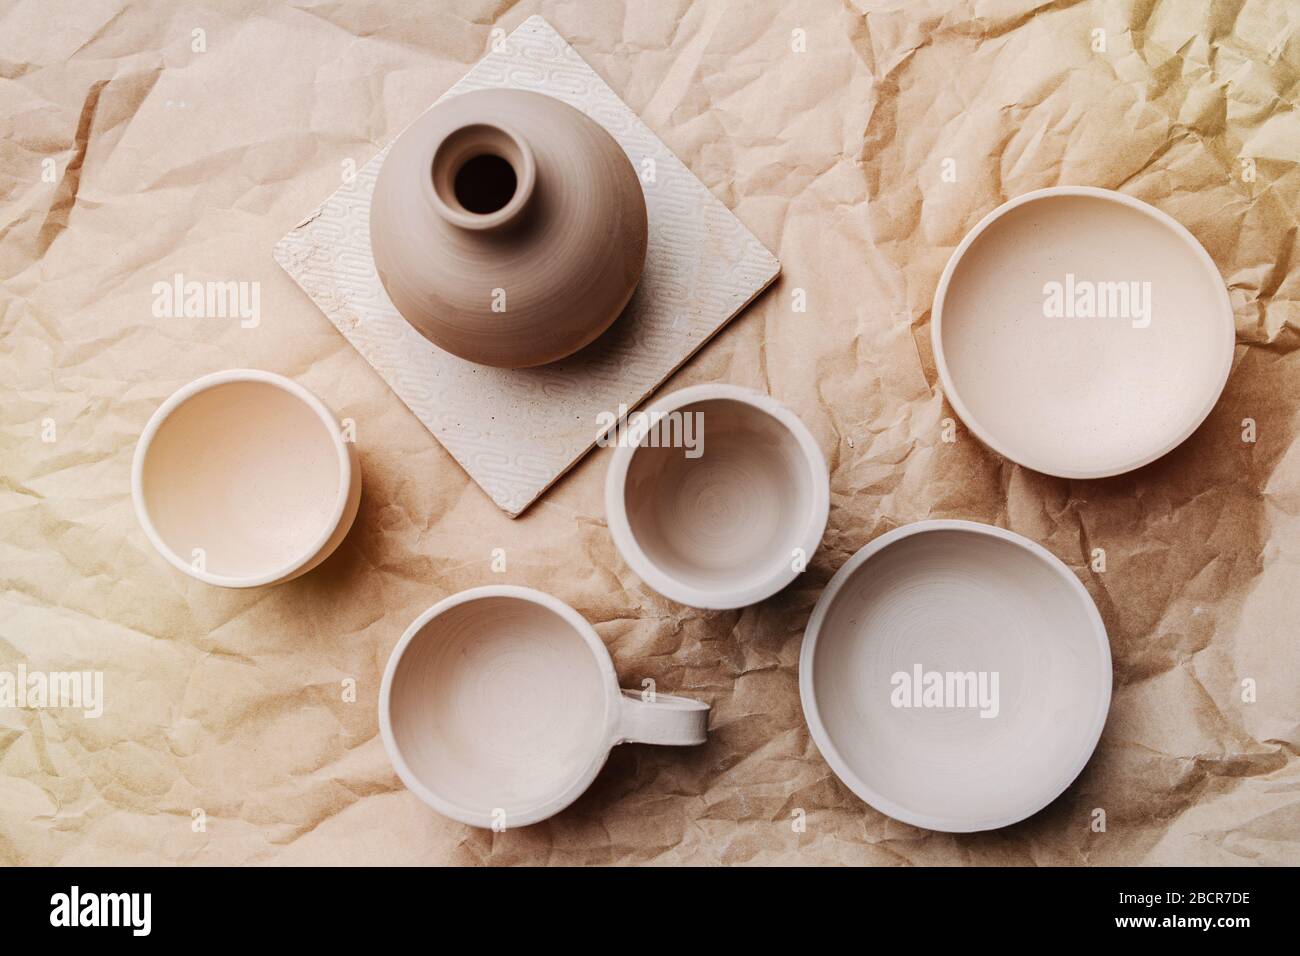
369,89,649,368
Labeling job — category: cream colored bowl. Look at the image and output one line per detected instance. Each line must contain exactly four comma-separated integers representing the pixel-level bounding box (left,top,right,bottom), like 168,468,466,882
800,520,1111,832
604,385,829,610
933,187,1235,478
132,370,360,588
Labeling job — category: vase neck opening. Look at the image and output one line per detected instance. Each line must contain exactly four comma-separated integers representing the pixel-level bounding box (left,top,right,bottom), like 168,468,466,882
429,121,536,231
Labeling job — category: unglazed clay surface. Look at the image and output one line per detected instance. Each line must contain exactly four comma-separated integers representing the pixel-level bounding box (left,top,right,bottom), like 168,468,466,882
386,594,608,818
934,188,1234,478
801,521,1111,832
370,88,648,368
136,375,352,584
606,385,829,609
627,399,809,588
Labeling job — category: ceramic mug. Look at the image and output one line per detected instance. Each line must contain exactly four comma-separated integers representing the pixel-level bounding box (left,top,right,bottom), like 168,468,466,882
800,519,1112,832
604,384,830,610
380,585,709,828
132,369,361,588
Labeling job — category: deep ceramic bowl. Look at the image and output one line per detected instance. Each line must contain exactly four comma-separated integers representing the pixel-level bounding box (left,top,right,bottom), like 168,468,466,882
604,384,829,610
132,369,360,588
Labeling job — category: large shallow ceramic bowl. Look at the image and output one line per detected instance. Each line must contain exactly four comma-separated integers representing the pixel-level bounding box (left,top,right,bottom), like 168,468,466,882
800,520,1111,832
370,88,648,369
932,186,1235,478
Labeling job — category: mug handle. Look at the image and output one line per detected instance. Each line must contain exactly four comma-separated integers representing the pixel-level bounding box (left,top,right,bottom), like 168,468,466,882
617,689,709,746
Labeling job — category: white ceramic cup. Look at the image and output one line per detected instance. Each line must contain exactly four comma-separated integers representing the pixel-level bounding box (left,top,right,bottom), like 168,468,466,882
932,186,1235,478
380,585,709,828
132,369,361,588
604,384,830,610
800,519,1112,832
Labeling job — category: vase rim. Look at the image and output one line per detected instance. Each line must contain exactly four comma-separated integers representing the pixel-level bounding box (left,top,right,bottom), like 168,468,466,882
425,119,537,231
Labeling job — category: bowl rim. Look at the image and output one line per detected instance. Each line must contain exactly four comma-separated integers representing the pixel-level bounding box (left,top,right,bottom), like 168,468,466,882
931,185,1236,479
798,518,1113,832
378,585,622,829
604,384,830,610
131,368,354,588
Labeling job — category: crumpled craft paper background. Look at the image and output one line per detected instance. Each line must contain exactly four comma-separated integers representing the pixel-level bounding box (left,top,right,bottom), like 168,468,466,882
1,0,1297,865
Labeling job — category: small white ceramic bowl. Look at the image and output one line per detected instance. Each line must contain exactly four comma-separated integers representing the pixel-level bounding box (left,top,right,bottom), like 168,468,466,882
604,384,829,610
132,369,360,588
800,519,1111,832
932,186,1235,478
380,585,709,829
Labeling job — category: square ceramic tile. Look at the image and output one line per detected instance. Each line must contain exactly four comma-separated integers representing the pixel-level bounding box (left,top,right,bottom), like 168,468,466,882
274,15,780,516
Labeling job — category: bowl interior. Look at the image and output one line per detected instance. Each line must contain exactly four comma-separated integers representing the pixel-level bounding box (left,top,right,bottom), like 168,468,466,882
387,595,609,820
624,398,814,595
808,528,1108,830
140,380,341,580
939,193,1229,476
